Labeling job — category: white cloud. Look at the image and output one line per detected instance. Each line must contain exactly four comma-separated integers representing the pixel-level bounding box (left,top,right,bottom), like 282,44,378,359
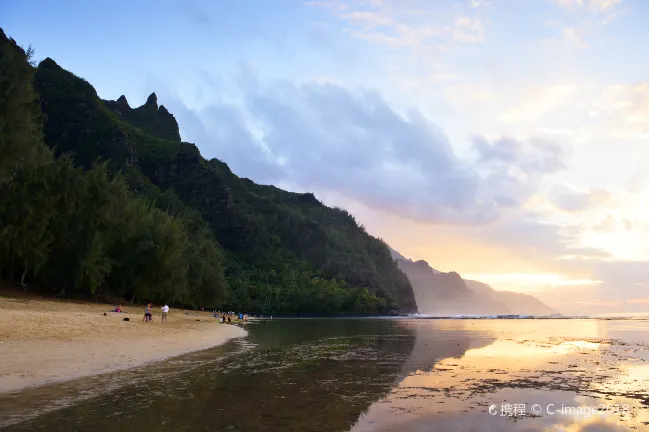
304,0,349,12
561,26,589,48
548,0,623,51
442,81,649,144
339,11,392,28
161,77,572,226
596,84,649,140
453,17,485,44
553,0,622,12
307,0,486,47
588,0,622,12
548,184,611,213
539,185,649,262
500,85,578,123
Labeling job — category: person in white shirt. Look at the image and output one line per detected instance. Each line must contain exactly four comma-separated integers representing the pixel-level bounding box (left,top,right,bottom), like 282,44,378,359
161,304,169,324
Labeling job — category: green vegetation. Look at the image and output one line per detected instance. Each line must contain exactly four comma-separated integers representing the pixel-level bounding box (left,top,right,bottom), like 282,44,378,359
0,28,417,313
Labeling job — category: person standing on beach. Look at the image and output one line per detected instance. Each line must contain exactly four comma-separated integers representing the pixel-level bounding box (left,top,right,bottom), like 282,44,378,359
161,304,169,324
142,303,153,322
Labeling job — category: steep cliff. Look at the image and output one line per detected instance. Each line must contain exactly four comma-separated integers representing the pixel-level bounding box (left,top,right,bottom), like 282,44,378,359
391,246,556,316
396,259,509,315
103,92,181,142
31,55,417,313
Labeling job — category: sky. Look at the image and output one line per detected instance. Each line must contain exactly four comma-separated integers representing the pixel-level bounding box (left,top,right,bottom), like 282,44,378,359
3,0,649,314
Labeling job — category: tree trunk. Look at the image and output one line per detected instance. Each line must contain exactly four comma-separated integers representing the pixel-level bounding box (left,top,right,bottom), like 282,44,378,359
21,268,28,291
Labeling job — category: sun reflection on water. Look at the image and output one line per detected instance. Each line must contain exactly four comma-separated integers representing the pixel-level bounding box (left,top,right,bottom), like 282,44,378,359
350,319,649,432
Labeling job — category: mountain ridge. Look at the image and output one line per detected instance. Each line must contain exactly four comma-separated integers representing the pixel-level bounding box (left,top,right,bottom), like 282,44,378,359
389,246,556,316
30,51,417,313
103,91,181,142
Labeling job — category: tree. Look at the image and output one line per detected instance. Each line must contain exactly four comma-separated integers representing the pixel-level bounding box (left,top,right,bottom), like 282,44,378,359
0,30,50,185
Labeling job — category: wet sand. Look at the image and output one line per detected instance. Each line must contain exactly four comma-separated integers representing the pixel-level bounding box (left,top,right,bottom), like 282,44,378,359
0,291,246,394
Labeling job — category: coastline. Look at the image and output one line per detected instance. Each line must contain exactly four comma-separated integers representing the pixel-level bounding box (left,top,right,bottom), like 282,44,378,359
0,292,247,394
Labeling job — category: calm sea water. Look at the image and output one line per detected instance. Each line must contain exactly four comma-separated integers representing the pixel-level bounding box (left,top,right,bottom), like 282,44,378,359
2,318,649,431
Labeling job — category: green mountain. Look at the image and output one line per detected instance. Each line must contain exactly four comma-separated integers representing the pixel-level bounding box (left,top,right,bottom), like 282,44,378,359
0,28,417,313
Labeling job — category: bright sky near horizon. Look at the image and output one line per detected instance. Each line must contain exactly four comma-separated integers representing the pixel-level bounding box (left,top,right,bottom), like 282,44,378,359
3,0,649,314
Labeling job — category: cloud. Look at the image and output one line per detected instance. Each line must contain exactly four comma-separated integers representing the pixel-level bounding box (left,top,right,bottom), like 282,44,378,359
339,11,392,28
548,184,611,212
471,210,610,263
160,78,568,226
304,0,349,13
542,187,649,262
595,84,649,140
588,0,622,12
445,81,649,144
453,17,485,43
474,136,565,174
548,0,623,51
470,136,566,211
500,85,578,124
561,26,589,49
567,261,649,311
307,0,486,47
553,0,622,13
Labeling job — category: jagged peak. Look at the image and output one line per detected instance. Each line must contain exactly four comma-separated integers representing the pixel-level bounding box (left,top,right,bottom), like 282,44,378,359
116,95,130,110
159,104,170,115
145,92,158,108
39,57,60,69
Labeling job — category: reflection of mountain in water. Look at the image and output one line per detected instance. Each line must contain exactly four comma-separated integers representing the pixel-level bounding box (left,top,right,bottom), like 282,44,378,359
350,321,496,432
398,322,495,376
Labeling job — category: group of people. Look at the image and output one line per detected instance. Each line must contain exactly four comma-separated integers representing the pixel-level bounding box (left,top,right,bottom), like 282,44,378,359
213,311,248,324
141,303,169,323
111,303,249,325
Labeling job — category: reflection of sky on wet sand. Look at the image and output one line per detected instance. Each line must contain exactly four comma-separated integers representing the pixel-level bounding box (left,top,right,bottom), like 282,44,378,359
351,319,649,432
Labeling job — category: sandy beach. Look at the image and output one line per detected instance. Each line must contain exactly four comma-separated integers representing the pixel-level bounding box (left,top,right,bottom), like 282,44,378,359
0,290,247,394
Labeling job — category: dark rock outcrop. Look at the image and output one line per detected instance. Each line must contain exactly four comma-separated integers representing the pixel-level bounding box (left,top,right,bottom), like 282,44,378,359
103,92,181,142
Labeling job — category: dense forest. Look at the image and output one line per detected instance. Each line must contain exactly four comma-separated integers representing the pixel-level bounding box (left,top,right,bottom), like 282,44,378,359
0,28,417,314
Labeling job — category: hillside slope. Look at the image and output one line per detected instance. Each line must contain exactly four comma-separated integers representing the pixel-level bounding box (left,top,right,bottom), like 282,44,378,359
464,280,556,316
32,55,417,313
396,259,509,315
391,247,556,316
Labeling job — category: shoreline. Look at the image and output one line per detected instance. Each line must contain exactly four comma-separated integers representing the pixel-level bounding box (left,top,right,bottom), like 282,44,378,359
0,292,247,394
